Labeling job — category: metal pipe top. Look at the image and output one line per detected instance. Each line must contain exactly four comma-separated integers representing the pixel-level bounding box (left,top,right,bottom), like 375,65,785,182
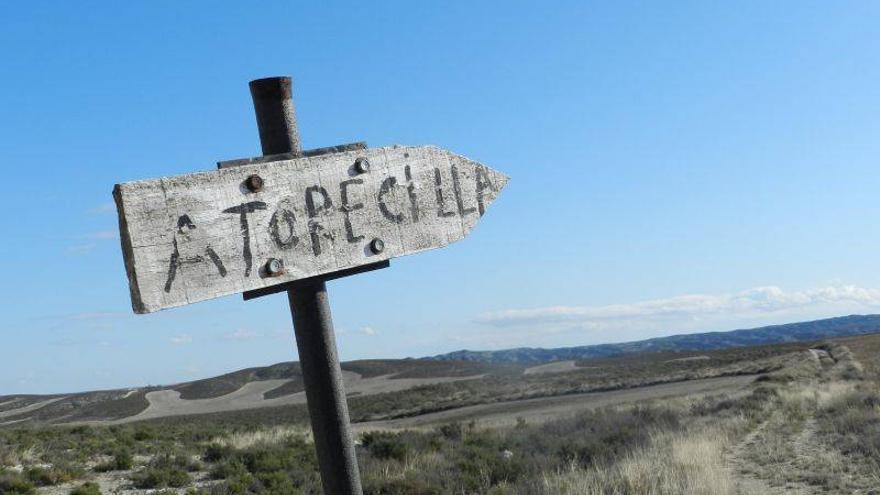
249,76,301,155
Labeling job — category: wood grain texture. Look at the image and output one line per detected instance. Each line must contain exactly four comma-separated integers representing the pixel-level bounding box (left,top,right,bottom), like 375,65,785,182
114,145,508,313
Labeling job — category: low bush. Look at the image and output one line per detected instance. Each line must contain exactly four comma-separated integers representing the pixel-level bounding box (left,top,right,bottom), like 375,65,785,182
436,422,463,441
691,385,777,419
204,436,320,493
0,471,35,495
361,432,408,462
25,464,83,486
93,450,133,472
363,477,443,495
356,404,686,494
203,443,234,463
210,459,248,480
455,442,525,490
819,389,880,466
69,481,102,495
130,453,198,489
131,466,191,489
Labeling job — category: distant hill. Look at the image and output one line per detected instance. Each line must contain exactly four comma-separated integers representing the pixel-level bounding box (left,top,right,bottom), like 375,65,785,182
0,359,513,426
5,314,880,426
429,314,880,363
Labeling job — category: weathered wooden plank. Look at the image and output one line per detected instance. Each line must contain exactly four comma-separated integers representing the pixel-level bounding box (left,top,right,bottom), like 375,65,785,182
241,260,390,301
114,145,508,313
216,142,368,169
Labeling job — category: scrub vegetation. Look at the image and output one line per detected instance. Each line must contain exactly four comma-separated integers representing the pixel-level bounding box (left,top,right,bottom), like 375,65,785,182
1,335,878,494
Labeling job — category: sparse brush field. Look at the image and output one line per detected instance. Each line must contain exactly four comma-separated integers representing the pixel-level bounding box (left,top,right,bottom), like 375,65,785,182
1,336,879,494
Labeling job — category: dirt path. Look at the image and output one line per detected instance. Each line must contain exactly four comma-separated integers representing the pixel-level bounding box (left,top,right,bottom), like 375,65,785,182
727,413,834,495
666,355,711,363
353,374,757,431
725,348,859,494
0,397,67,419
523,360,579,375
726,418,793,495
106,372,484,424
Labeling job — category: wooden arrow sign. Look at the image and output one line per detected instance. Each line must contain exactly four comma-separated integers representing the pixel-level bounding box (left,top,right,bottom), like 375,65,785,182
114,145,508,313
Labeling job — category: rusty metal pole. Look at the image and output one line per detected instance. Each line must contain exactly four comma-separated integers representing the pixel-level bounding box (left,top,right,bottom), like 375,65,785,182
249,76,363,495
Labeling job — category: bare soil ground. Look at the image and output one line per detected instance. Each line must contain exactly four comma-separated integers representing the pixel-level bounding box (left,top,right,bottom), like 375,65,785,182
354,374,756,431
723,346,880,494
0,398,67,420
726,414,816,495
523,360,579,375
111,372,485,424
666,355,711,362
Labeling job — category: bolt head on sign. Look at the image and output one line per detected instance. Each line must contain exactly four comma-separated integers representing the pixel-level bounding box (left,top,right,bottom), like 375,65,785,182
354,157,370,174
113,145,508,314
245,174,264,192
265,258,284,276
369,238,385,254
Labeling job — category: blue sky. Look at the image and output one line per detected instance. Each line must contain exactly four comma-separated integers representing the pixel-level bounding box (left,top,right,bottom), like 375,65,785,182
2,1,880,394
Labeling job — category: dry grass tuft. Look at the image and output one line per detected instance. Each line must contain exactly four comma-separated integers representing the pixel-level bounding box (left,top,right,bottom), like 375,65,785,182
0,445,41,468
210,425,311,450
542,427,736,495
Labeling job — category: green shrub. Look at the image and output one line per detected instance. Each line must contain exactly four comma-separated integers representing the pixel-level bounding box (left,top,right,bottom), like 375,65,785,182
25,465,82,486
0,471,35,495
819,390,880,465
69,481,102,495
692,385,777,418
210,459,248,480
455,443,524,491
132,427,155,442
364,477,442,495
202,438,318,492
220,472,256,494
361,432,408,461
24,467,55,486
437,423,463,441
94,450,133,472
203,443,233,463
131,466,191,489
254,470,297,495
156,453,201,472
130,454,197,489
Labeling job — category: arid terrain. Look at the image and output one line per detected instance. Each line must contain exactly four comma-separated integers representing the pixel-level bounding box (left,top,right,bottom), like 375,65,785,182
1,332,879,494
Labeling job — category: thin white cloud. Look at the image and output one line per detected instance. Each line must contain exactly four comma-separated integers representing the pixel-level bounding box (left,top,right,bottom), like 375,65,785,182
66,312,126,321
17,371,36,386
170,334,193,345
476,285,880,328
183,365,201,376
66,243,96,256
223,329,261,341
88,202,116,215
65,231,118,255
88,230,118,240
361,326,378,336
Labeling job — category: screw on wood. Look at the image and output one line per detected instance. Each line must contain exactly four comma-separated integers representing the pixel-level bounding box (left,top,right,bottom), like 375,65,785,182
245,174,264,192
354,157,370,174
265,258,284,276
369,238,385,254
